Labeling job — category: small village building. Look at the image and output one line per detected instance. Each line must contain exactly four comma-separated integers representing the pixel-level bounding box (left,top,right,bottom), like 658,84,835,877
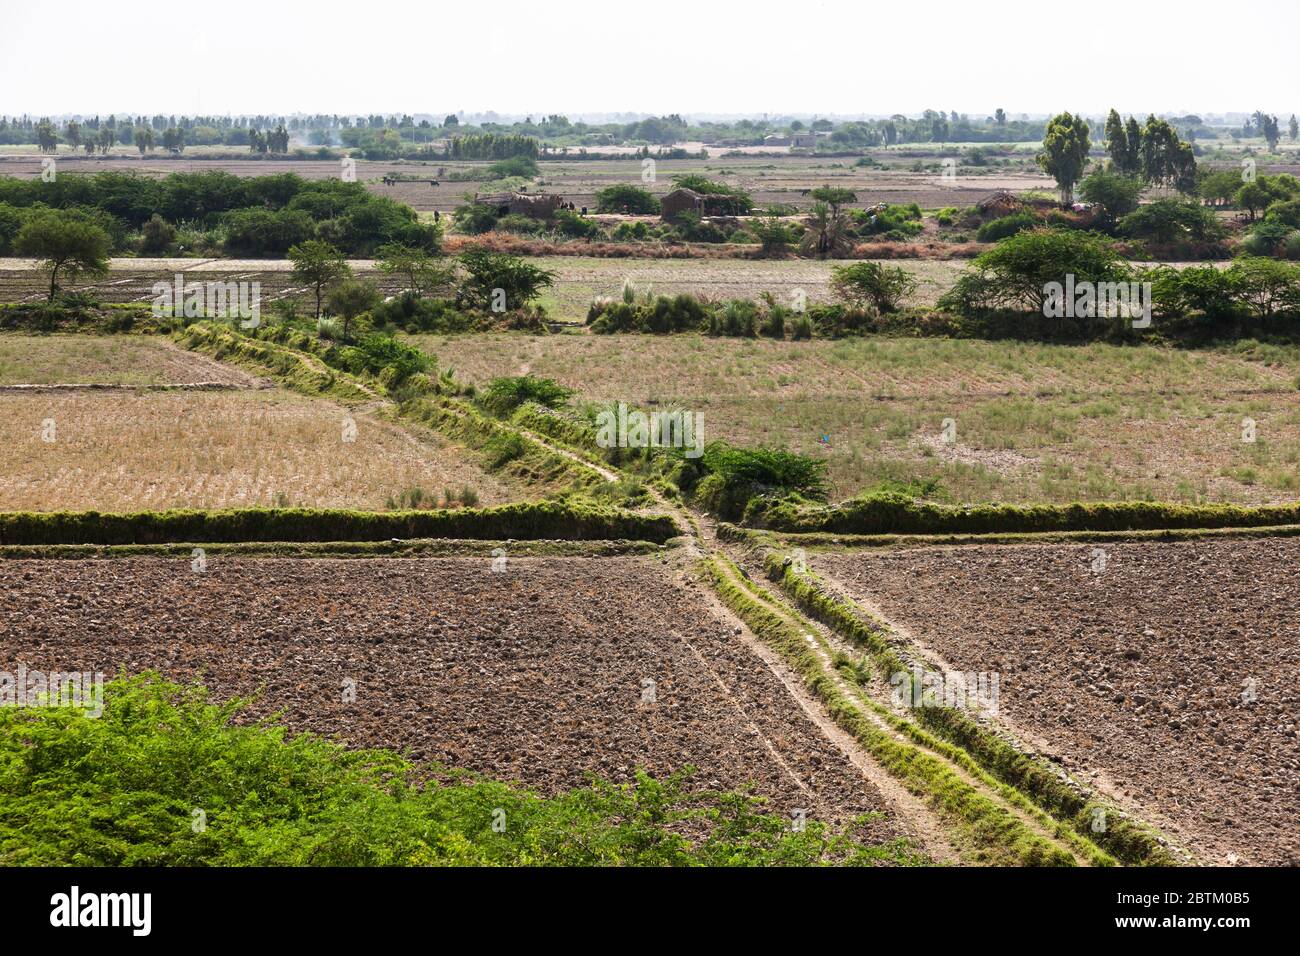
660,187,705,223
473,191,565,220
975,190,1025,218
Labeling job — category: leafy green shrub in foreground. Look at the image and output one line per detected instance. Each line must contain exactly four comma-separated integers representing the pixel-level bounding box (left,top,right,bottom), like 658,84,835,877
0,674,919,867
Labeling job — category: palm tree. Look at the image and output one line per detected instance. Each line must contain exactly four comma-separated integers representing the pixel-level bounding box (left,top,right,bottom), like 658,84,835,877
799,201,854,258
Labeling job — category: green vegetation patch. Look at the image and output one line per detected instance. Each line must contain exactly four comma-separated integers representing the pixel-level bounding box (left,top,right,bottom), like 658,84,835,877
0,501,678,546
0,674,920,867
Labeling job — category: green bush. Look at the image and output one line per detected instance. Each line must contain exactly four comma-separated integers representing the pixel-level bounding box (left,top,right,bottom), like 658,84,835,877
976,210,1038,242
333,335,432,384
830,261,918,313
594,184,660,215
707,299,760,338
0,501,679,546
553,208,601,240
692,442,830,520
1242,220,1294,257
485,156,539,179
854,203,923,238
452,203,501,235
1118,199,1223,244
480,375,574,416
484,431,527,468
371,291,477,333
0,674,912,866
589,293,708,334
750,491,1300,535
939,228,1132,318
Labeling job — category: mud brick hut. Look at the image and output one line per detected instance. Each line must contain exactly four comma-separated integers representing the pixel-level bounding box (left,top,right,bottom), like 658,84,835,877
975,190,1025,218
976,190,1057,217
660,187,705,224
474,191,565,220
660,188,747,223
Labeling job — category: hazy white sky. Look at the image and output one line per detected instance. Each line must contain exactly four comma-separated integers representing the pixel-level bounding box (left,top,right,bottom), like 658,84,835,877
2,0,1295,118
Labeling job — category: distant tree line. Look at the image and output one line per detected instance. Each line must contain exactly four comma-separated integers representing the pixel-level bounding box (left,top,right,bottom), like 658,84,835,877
0,170,439,258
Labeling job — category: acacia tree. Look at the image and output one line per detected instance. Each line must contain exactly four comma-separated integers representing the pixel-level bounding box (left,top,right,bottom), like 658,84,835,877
65,121,81,153
14,210,112,301
455,249,555,312
1038,112,1091,205
325,278,380,340
830,261,917,313
289,240,351,319
809,186,857,216
376,242,454,297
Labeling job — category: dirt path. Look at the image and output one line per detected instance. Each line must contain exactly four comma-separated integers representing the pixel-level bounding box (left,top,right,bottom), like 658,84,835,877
174,333,1148,865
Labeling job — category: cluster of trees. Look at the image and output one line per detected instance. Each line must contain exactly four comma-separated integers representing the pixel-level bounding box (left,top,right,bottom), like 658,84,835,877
940,228,1300,328
447,134,540,161
819,110,1047,148
1035,110,1199,207
1240,111,1296,150
4,114,308,153
286,241,555,334
0,170,438,258
247,126,291,154
1102,111,1196,194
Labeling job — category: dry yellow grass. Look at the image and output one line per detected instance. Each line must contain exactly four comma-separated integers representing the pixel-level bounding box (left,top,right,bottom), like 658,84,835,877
409,333,1300,505
1,388,520,512
0,335,261,386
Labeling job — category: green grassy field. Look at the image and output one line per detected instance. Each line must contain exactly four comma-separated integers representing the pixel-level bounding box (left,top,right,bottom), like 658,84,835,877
410,332,1300,505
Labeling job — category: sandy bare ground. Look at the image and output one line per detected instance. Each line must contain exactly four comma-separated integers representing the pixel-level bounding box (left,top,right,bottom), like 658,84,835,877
0,555,912,850
813,538,1300,865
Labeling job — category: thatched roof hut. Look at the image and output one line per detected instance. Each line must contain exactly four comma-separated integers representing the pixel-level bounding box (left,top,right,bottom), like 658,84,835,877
474,191,565,220
975,191,1025,217
660,188,704,223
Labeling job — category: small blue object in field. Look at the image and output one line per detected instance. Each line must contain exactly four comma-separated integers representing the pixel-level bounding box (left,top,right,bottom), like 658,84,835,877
819,434,831,445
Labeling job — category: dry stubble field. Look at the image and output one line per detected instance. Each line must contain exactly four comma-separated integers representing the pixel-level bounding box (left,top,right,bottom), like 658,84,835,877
411,332,1300,505
0,257,964,319
812,538,1300,865
0,335,262,386
0,385,520,512
0,152,1053,214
